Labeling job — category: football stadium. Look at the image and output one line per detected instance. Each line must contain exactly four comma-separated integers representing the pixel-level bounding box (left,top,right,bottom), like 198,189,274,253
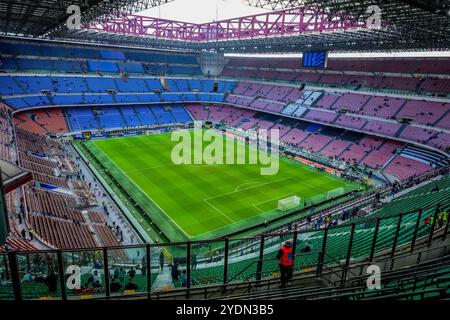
0,0,449,305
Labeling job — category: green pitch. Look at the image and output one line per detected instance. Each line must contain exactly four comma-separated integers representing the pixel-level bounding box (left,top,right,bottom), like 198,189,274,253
83,132,357,241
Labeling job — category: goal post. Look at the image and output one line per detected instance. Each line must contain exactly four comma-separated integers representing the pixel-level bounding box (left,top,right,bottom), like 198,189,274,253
327,187,345,200
278,195,301,212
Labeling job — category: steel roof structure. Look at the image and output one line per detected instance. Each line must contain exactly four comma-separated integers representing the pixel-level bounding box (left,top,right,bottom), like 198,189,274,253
0,0,449,53
0,0,175,36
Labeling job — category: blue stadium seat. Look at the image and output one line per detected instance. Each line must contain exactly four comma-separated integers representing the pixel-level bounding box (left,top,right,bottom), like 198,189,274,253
167,65,201,76
51,60,85,72
15,76,53,93
88,60,118,72
201,80,214,92
0,76,24,95
188,79,202,91
15,58,52,71
136,93,161,103
65,107,99,131
52,95,84,105
84,94,115,105
95,106,127,128
22,96,51,107
41,45,67,57
167,79,189,91
160,93,182,102
180,93,198,101
152,106,174,124
171,105,192,122
218,81,237,93
117,62,145,73
115,94,141,104
145,79,164,91
71,48,101,59
209,94,225,102
134,106,157,126
120,106,143,127
3,97,29,108
114,78,148,92
85,77,117,93
52,76,88,93
101,50,126,60
0,58,19,70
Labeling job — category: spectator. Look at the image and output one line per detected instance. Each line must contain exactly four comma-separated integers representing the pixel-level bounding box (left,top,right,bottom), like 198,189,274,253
276,240,294,288
110,277,122,293
0,270,4,288
159,251,165,271
118,267,125,282
180,270,194,287
141,262,147,278
191,254,197,270
21,270,34,283
28,228,34,240
423,216,434,225
171,262,179,282
92,270,102,286
438,210,447,228
113,267,119,280
128,267,136,280
301,242,312,253
94,260,102,269
45,270,58,293
124,280,138,291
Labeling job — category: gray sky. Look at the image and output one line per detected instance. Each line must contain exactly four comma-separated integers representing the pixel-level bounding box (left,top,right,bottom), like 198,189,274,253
137,0,449,57
139,0,269,23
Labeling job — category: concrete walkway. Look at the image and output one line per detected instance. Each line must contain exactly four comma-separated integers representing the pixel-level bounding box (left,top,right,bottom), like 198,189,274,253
152,266,174,291
65,142,139,245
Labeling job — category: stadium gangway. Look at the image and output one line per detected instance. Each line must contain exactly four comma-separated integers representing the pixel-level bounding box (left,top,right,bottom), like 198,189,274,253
0,202,448,301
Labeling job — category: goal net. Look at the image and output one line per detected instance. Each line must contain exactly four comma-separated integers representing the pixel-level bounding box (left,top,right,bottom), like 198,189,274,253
278,195,301,212
327,187,345,200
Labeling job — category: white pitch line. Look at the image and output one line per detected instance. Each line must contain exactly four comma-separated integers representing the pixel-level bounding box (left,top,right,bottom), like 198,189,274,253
203,199,236,223
252,204,265,213
234,181,264,192
123,141,174,148
125,163,177,173
204,177,293,202
194,202,284,238
95,146,191,238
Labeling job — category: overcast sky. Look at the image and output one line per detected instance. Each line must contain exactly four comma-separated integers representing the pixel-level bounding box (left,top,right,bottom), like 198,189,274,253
137,0,449,57
139,0,269,23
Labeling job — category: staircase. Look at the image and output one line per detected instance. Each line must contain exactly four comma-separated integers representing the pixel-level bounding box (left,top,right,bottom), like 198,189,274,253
392,99,409,119
117,107,129,127
152,266,175,291
132,106,145,126
394,124,408,137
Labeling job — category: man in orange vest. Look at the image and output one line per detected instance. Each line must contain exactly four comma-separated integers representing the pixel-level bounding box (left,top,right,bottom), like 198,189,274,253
276,240,294,288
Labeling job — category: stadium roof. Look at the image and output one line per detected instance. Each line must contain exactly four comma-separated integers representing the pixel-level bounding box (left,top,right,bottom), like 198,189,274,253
0,159,32,193
139,0,269,24
0,0,177,36
0,0,449,53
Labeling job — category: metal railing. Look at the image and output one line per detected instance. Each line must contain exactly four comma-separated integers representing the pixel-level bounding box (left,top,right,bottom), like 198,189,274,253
0,201,448,301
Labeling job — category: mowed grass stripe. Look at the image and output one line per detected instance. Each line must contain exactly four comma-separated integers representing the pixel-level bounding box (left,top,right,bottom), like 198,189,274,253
87,132,356,240
87,141,192,239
